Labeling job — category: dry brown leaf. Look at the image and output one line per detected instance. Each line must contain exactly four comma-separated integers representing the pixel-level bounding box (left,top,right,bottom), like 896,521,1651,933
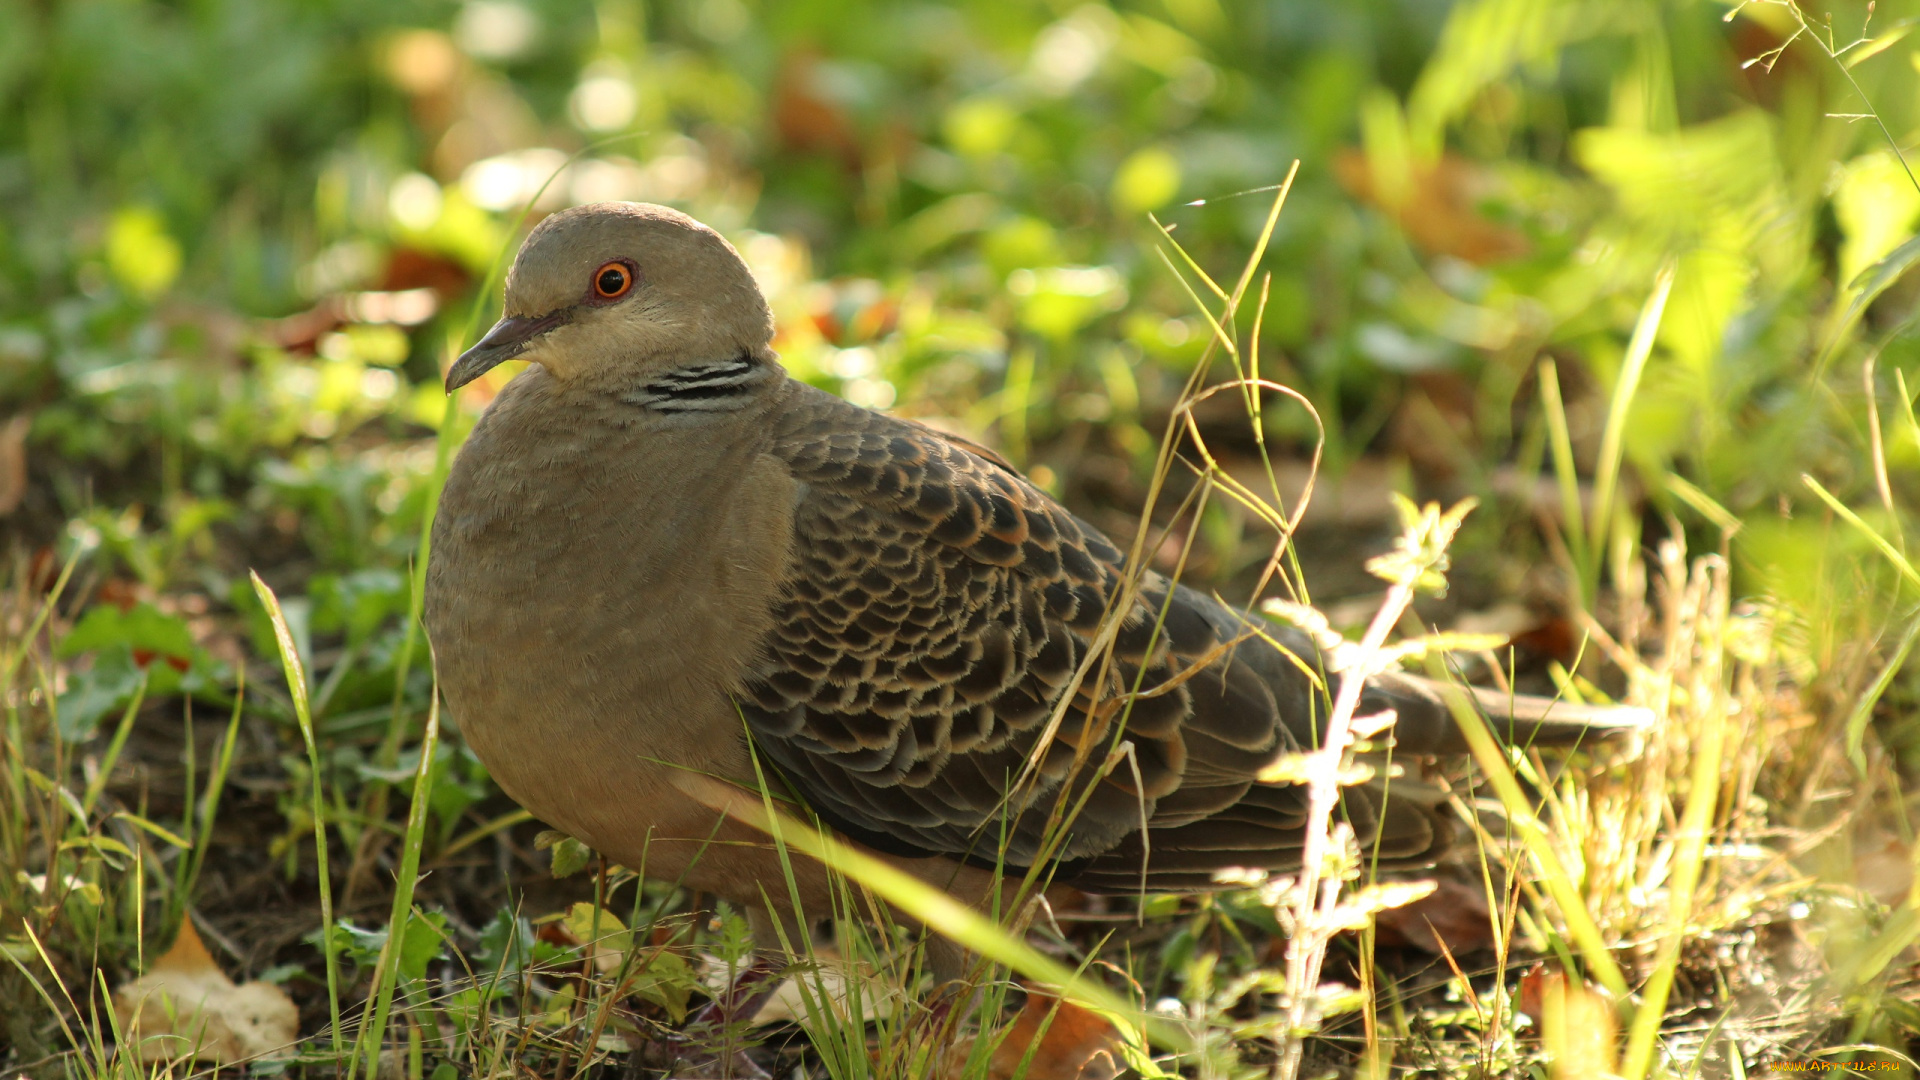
1511,615,1579,665
687,947,900,1027
774,49,864,172
1522,965,1618,1078
1854,826,1914,907
1373,876,1495,954
113,918,298,1063
747,963,870,1026
1334,150,1529,265
945,987,1122,1080
0,414,29,515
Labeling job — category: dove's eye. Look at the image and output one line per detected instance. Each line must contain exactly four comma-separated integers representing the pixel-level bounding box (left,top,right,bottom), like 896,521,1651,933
592,262,633,299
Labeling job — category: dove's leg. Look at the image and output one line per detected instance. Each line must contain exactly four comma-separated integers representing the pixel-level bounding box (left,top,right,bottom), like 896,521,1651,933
924,933,970,988
922,932,989,1035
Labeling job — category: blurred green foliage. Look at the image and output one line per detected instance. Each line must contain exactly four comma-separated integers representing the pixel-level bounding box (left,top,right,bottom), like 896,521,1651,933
0,0,1912,567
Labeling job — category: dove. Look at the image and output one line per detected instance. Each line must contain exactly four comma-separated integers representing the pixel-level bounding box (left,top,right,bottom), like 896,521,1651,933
423,201,1649,1046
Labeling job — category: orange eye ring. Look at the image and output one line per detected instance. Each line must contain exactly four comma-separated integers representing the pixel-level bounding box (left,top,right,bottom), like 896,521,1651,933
592,261,633,299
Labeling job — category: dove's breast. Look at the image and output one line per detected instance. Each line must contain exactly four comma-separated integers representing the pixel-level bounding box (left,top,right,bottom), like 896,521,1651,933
424,367,798,881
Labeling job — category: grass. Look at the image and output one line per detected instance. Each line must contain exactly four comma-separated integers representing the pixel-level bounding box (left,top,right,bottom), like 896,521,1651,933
8,0,1920,1076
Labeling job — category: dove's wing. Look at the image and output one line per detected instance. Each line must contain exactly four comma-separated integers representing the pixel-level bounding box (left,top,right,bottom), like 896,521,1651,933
738,382,1642,891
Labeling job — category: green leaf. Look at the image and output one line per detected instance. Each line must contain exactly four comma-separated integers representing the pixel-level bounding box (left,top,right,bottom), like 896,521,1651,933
257,963,307,985
55,603,222,732
536,830,592,878
473,909,533,977
316,921,390,969
105,206,182,300
630,948,696,1023
54,647,144,742
564,902,631,957
311,910,444,984
59,834,133,870
1111,146,1181,215
1844,232,1920,328
309,568,408,647
113,812,191,849
394,909,449,984
60,602,195,659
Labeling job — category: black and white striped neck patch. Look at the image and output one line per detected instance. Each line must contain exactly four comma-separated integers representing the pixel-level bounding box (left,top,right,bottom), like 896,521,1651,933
620,355,770,413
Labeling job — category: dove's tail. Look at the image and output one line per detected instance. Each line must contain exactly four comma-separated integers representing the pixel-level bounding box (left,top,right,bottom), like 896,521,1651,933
1361,669,1655,755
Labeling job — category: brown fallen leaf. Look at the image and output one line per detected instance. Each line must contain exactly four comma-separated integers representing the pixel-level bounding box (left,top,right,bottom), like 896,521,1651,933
774,49,864,173
95,577,145,612
28,545,57,592
0,414,30,515
113,918,298,1063
807,278,899,348
1334,150,1529,265
947,987,1122,1080
1511,614,1579,666
379,246,471,296
1521,964,1618,1078
1374,876,1495,954
1854,826,1914,908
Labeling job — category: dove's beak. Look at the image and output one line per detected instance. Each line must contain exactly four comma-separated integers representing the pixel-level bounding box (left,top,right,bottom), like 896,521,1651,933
446,310,572,391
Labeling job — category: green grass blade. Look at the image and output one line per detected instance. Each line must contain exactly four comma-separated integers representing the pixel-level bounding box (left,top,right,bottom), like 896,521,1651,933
2,537,86,690
1663,472,1742,537
3,922,83,1053
715,783,1182,1053
171,671,245,933
1802,474,1920,592
1428,661,1631,1002
1588,261,1675,600
1537,359,1591,598
80,673,146,819
1843,610,1920,775
250,570,343,1060
352,685,442,1080
1843,234,1920,331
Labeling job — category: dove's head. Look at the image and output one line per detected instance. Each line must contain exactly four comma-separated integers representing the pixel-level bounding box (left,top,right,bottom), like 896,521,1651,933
446,202,776,394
